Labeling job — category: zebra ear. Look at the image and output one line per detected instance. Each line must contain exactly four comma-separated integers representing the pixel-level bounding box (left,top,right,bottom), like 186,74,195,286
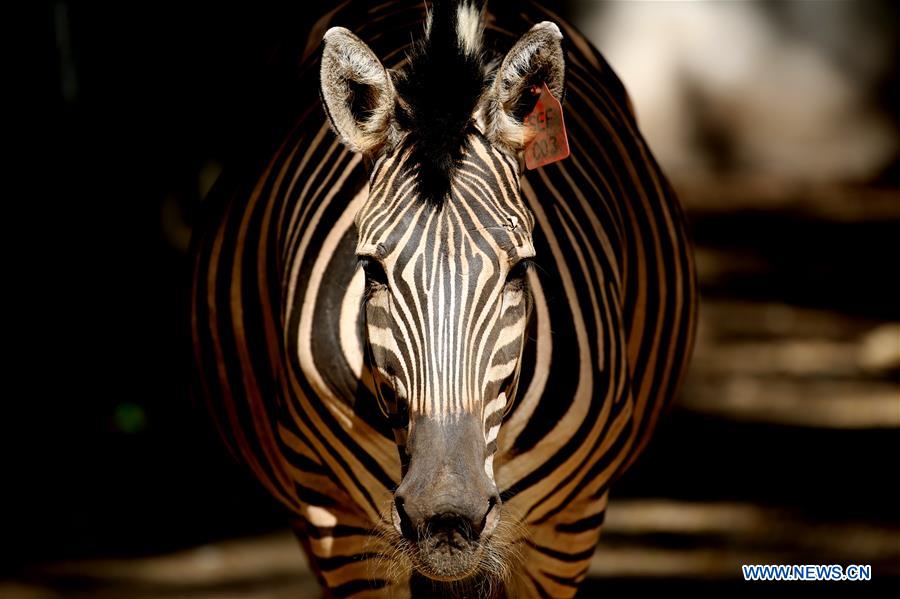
320,27,397,154
481,21,565,152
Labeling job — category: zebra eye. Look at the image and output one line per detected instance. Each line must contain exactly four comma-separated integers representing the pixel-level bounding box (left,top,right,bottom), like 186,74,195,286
506,259,531,284
360,257,389,287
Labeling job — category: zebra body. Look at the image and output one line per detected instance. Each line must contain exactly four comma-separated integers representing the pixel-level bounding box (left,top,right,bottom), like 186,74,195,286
192,1,696,596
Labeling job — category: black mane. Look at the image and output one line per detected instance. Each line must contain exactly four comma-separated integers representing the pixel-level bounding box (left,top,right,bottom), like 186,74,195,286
393,0,489,205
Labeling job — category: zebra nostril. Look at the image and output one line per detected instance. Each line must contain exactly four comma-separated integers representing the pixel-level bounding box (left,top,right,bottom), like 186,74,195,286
392,496,417,540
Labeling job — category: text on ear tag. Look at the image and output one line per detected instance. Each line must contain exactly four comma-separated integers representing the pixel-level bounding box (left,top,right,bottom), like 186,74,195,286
524,82,570,170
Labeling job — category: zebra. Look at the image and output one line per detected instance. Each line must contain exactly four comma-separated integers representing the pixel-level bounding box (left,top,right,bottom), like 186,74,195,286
191,1,696,596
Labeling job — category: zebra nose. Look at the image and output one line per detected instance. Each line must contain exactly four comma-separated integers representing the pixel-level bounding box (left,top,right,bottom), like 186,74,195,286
392,494,500,541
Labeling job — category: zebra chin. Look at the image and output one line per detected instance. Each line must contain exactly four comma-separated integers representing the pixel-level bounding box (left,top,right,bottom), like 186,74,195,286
411,536,485,581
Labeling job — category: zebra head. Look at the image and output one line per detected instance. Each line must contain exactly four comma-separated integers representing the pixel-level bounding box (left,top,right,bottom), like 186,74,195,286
320,1,565,582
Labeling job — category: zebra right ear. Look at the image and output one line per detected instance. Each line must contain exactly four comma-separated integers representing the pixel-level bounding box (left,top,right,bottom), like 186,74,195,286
481,21,566,153
320,27,397,155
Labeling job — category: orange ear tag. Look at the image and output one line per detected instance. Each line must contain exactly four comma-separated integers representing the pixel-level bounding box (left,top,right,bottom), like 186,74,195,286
524,82,570,170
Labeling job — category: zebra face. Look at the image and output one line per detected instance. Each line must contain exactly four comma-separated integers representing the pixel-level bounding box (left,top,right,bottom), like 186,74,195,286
320,5,564,582
354,134,536,580
355,133,536,424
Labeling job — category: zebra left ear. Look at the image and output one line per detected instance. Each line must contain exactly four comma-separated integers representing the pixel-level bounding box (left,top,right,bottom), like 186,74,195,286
320,27,397,155
480,21,566,153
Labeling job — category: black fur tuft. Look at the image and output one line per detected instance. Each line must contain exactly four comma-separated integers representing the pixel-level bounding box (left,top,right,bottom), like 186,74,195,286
393,0,489,205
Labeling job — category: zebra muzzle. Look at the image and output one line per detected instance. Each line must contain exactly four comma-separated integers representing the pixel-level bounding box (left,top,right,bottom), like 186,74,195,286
391,413,501,579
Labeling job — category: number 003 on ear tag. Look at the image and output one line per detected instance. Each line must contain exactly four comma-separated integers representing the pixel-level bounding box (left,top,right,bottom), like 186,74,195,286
524,82,570,170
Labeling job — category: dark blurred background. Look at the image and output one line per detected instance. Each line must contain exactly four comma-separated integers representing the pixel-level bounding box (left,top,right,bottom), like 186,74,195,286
11,1,899,596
